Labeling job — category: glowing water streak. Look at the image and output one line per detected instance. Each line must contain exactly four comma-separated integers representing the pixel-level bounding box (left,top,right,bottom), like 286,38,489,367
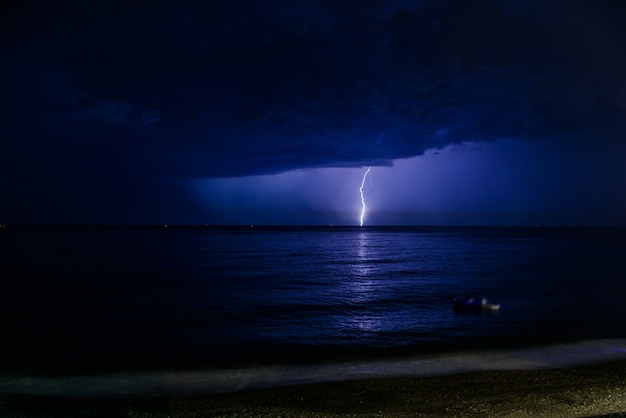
359,166,372,226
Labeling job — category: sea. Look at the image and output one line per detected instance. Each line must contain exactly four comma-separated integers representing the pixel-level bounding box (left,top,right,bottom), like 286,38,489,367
2,225,626,397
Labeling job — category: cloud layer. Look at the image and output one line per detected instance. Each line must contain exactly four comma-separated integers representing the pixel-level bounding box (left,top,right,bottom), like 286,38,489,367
2,0,626,224
3,0,625,181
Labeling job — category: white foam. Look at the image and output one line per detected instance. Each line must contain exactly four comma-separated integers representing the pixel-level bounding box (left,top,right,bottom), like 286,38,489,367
2,339,626,397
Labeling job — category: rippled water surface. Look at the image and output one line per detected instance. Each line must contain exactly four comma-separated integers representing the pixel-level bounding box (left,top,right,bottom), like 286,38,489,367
2,226,626,394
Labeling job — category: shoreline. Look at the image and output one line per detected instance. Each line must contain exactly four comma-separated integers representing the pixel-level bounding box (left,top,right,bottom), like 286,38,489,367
2,360,626,417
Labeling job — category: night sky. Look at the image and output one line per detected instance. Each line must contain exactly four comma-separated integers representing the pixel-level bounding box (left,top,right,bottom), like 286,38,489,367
2,0,625,226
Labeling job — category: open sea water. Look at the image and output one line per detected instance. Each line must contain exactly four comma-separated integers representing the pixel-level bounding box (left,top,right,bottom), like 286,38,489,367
2,225,626,396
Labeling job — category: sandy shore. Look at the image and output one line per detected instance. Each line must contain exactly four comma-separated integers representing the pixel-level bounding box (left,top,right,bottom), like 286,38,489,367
2,361,626,417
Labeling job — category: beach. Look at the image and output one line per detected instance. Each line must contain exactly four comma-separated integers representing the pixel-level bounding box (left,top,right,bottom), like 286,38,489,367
2,360,626,417
4,227,626,417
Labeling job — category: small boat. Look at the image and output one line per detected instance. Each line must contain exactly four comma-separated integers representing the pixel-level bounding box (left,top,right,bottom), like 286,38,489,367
453,297,500,312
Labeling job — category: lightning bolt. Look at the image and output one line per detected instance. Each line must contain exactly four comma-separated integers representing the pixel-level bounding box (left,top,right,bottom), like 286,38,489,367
359,166,372,227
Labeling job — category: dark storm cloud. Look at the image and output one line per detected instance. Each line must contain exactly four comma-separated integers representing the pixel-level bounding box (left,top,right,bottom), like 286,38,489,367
2,0,626,182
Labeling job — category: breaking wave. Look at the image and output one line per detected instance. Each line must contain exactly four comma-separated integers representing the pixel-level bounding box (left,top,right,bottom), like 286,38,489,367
2,339,626,398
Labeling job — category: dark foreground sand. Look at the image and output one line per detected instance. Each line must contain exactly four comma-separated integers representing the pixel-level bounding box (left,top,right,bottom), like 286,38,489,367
2,361,626,417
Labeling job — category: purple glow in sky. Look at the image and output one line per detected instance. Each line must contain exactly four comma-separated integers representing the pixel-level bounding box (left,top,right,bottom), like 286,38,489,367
191,137,626,226
1,0,626,225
